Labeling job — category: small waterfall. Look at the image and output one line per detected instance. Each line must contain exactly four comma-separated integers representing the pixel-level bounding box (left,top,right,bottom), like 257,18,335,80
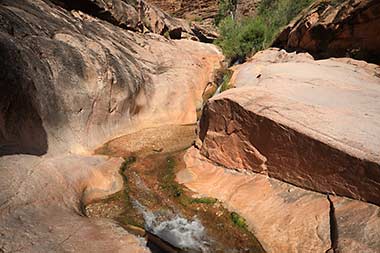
133,201,209,252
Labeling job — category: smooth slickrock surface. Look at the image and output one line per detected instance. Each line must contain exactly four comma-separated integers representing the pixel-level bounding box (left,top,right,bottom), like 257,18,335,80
199,48,380,205
331,196,380,253
273,0,380,64
0,0,222,156
0,155,151,252
178,147,331,253
0,0,223,252
178,147,380,253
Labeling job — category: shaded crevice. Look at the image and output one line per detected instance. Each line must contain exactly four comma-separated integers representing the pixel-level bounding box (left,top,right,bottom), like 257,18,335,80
0,34,48,157
326,194,339,253
49,0,139,32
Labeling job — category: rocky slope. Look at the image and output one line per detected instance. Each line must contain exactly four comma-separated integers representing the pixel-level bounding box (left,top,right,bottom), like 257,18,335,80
146,0,219,20
199,48,380,205
51,0,197,39
146,0,262,21
273,0,380,64
0,0,223,251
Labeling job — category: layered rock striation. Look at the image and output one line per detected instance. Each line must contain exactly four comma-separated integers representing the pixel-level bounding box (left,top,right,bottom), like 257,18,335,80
146,0,220,20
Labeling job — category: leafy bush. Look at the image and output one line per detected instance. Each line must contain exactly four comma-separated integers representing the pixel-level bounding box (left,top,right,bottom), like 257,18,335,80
215,0,237,25
215,0,315,62
258,0,314,42
215,16,267,61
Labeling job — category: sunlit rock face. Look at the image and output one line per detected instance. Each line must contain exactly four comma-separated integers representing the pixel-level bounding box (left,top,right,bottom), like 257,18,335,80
273,0,380,64
145,0,220,20
0,0,222,251
179,147,380,253
199,48,380,205
0,0,222,156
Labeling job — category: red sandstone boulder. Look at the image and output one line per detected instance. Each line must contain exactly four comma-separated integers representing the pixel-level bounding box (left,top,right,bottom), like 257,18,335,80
199,48,380,205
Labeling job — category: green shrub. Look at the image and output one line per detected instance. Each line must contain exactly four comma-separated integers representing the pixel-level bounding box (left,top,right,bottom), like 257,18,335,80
215,0,315,62
191,197,218,205
215,16,267,61
220,69,233,92
259,0,314,42
231,212,248,229
161,157,183,198
215,0,237,25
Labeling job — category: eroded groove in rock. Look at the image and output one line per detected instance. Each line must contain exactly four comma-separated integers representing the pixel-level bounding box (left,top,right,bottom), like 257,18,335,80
0,33,48,157
326,194,338,253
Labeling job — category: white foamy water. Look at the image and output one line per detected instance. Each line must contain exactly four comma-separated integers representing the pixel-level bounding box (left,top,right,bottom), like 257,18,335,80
133,201,209,252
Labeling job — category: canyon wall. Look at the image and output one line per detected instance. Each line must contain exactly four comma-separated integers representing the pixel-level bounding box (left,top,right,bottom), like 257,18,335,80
0,0,222,251
273,0,380,64
0,0,222,157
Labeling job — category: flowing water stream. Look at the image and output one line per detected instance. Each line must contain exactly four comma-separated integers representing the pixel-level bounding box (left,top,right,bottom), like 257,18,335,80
134,200,209,252
88,124,265,253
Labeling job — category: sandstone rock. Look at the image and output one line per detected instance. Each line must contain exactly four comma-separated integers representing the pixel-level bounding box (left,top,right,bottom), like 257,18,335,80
146,0,219,20
179,147,380,253
138,0,194,39
52,0,196,39
199,48,380,205
331,196,380,253
0,0,222,156
178,147,331,253
273,0,380,64
0,0,223,251
0,154,151,252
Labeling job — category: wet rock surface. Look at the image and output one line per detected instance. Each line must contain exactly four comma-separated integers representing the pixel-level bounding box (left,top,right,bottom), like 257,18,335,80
273,0,380,64
199,48,380,205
